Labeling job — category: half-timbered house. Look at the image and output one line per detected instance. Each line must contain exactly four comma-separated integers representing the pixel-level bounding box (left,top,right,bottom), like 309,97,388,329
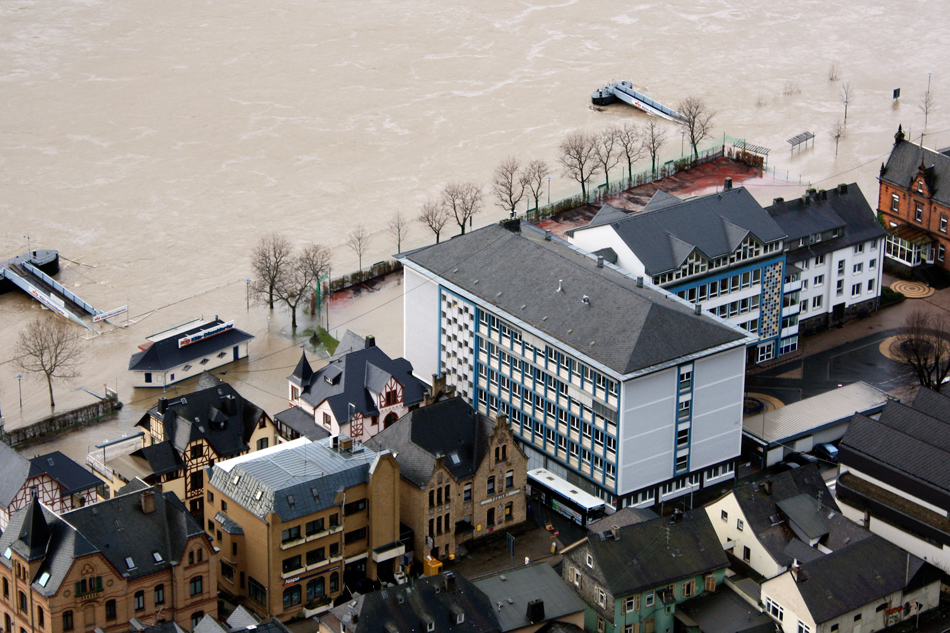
277,334,426,443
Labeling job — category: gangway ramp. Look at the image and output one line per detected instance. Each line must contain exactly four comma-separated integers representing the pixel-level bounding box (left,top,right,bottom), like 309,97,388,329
591,81,686,123
0,251,101,330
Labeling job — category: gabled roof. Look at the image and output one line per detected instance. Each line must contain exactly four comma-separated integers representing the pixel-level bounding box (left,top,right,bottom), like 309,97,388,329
766,184,885,258
131,441,186,477
585,187,786,276
136,373,266,459
12,494,52,562
0,485,204,597
292,341,426,423
289,350,313,387
580,509,728,597
841,392,950,493
881,139,950,206
0,441,31,507
128,318,253,371
274,406,332,441
473,563,587,632
208,436,382,522
401,223,747,376
788,537,940,623
330,572,501,633
582,203,630,230
365,398,494,488
27,452,102,497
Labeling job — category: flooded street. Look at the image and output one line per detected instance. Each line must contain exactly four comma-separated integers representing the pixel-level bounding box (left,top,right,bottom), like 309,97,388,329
1,0,948,462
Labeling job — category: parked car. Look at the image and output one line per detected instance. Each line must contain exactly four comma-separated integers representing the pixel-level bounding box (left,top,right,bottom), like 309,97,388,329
813,443,839,463
788,452,819,467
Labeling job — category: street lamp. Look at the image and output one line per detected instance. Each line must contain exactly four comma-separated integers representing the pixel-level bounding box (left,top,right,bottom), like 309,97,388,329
245,278,250,311
547,176,551,205
681,131,685,158
16,374,22,408
396,226,402,254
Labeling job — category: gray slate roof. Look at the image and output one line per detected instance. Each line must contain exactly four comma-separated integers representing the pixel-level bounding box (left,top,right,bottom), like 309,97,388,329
28,452,102,497
0,441,32,507
791,537,939,623
401,222,746,376
135,372,266,459
473,563,586,632
128,318,253,371
841,392,950,493
292,342,426,423
208,437,382,522
580,509,728,597
333,572,501,633
0,485,204,597
881,138,950,207
576,187,786,276
766,184,885,262
364,398,493,488
274,406,332,441
675,585,775,633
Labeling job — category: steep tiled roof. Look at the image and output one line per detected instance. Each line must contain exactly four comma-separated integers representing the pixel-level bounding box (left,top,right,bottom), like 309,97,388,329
365,398,494,488
293,343,426,423
28,452,102,497
581,510,728,597
581,187,786,276
136,373,266,459
881,139,950,207
473,563,586,632
0,441,31,507
401,223,747,376
128,318,253,371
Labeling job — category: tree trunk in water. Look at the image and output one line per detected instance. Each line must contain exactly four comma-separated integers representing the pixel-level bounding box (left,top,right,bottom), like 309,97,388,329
46,373,55,408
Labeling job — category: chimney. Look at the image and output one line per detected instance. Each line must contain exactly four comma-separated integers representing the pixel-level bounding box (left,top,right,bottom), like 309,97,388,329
365,335,375,349
838,183,849,195
340,436,354,452
724,177,733,190
694,304,702,315
672,508,684,523
763,480,773,495
501,218,520,233
544,230,552,241
141,489,155,514
801,195,809,206
443,571,457,593
791,560,802,582
610,525,621,541
526,599,545,624
773,197,784,205
597,256,604,268
636,276,644,287
158,397,168,414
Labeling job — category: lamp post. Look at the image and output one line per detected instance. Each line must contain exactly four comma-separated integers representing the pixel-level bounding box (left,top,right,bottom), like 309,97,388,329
681,131,685,158
547,176,551,205
245,278,250,311
24,235,31,254
16,374,22,408
925,72,933,129
396,226,402,254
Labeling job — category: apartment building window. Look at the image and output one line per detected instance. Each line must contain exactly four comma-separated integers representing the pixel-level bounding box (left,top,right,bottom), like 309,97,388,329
854,243,864,254
765,597,784,621
942,216,948,233
869,258,877,270
679,368,692,391
344,527,367,544
852,283,862,297
812,296,822,309
677,427,690,447
155,584,165,605
868,279,876,293
940,244,946,262
891,193,899,211
678,399,691,421
344,498,367,515
307,547,326,566
798,622,810,633
463,482,472,501
189,576,203,596
487,476,495,494
134,591,145,611
853,262,862,274
63,611,74,631
257,438,269,450
836,280,844,296
281,526,301,543
306,518,325,535
837,260,845,275
505,470,514,489
676,454,689,471
623,595,640,613
918,180,924,193
323,412,331,427
814,274,824,286
682,580,695,598
737,519,744,531
916,204,923,222
645,592,655,607
283,556,302,574
721,510,728,521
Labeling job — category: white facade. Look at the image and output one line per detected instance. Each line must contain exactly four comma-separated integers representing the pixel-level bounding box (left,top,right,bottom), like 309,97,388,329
402,264,749,506
132,339,250,388
704,493,788,579
794,238,884,326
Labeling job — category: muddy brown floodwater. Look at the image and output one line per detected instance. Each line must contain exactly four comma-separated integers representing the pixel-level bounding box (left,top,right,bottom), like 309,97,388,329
1,0,948,462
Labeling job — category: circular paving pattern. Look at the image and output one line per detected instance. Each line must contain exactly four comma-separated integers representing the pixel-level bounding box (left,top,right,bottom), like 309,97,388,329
890,280,935,298
744,392,784,415
879,333,950,362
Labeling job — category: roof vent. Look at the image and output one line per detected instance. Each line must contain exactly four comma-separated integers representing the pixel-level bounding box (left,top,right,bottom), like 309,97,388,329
365,335,376,349
636,277,644,287
526,599,546,624
597,256,604,268
556,280,563,292
610,525,621,541
694,304,702,315
773,197,784,205
582,295,590,305
838,183,849,195
724,177,733,190
544,230,552,241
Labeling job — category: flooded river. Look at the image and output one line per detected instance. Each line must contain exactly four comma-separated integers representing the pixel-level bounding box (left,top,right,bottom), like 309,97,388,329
1,0,948,461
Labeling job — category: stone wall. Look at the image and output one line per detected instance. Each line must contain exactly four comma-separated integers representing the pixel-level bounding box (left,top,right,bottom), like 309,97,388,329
3,395,121,447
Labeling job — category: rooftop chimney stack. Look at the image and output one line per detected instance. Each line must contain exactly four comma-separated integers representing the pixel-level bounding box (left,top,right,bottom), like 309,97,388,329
610,525,621,541
141,489,155,514
724,177,733,190
158,397,168,414
694,304,702,315
526,600,545,624
365,335,376,349
636,277,644,288
443,572,457,593
597,256,604,268
544,230,552,241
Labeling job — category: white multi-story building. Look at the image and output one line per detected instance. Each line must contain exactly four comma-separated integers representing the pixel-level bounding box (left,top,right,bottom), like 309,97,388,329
568,183,791,365
766,183,886,336
399,221,754,508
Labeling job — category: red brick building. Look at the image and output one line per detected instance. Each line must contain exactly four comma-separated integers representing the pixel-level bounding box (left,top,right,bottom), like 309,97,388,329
879,127,950,274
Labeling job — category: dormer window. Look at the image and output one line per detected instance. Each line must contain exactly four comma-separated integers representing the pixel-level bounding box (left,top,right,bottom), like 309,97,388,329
385,389,398,407
918,180,924,193
125,557,136,570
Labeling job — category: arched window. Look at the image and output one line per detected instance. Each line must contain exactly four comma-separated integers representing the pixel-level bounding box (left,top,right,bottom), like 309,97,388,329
384,412,398,428
191,612,204,628
62,611,73,631
134,590,145,610
154,584,165,605
505,470,514,489
307,577,325,601
105,600,116,620
330,572,339,593
487,476,495,494
283,585,302,608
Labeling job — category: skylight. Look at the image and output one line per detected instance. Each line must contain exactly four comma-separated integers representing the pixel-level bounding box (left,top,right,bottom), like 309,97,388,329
232,474,241,485
254,490,263,501
38,572,50,587
153,552,163,563
3,547,11,559
125,557,135,569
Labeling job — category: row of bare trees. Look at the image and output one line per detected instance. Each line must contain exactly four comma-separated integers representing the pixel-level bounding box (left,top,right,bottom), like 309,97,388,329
250,234,331,329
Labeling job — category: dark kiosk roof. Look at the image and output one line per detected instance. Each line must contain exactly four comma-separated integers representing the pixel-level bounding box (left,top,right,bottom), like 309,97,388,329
274,406,332,441
28,451,102,497
579,187,786,276
135,372,267,459
580,509,728,597
401,222,746,376
841,390,950,494
881,138,950,207
129,317,253,371
365,398,495,488
0,483,206,598
766,184,885,263
289,340,426,423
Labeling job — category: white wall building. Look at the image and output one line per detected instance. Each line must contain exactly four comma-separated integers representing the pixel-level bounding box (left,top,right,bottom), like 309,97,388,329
400,221,754,507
